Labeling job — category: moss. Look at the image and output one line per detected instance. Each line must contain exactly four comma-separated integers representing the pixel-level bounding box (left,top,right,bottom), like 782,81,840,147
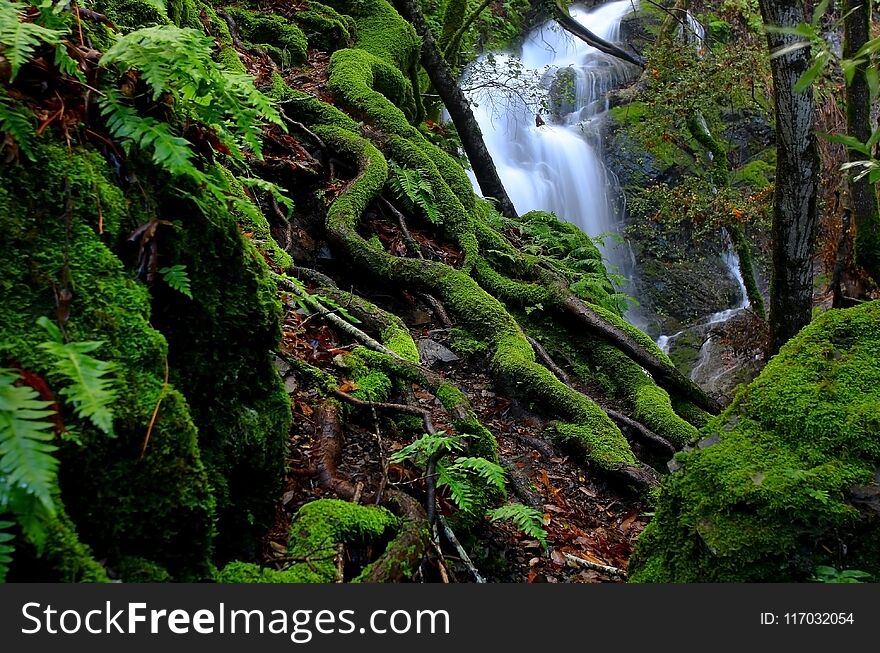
0,141,215,580
731,159,774,188
448,327,489,355
295,2,355,51
380,324,419,362
41,509,111,582
218,166,294,270
631,302,880,581
91,0,170,30
216,561,314,583
225,8,308,66
150,173,291,562
547,421,637,471
117,556,174,582
286,499,399,582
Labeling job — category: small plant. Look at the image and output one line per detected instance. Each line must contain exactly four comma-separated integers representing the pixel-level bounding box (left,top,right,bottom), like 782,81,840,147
390,431,547,546
159,264,193,299
387,162,441,224
488,503,547,549
813,566,872,584
0,367,60,581
37,317,119,437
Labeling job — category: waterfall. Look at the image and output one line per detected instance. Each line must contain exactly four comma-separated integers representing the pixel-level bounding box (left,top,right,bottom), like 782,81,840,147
458,1,639,257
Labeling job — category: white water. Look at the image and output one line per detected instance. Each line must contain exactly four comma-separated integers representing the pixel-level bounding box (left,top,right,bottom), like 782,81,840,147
459,1,639,257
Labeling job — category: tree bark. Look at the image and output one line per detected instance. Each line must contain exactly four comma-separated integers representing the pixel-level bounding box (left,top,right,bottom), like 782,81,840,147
393,0,519,220
843,0,880,283
758,0,820,355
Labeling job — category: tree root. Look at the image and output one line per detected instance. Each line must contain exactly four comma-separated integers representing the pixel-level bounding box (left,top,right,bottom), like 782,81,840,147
313,401,431,582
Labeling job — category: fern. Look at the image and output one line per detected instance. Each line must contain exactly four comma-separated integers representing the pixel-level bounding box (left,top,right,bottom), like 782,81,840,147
0,368,58,514
100,26,281,162
99,89,203,183
488,503,548,549
0,1,64,80
159,264,193,299
389,431,467,465
387,162,442,224
436,460,476,513
0,86,34,160
37,317,118,437
239,176,295,216
447,456,507,495
0,519,14,582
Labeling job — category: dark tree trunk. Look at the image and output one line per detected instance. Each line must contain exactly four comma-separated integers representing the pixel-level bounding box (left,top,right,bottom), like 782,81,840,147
843,0,880,283
758,0,820,355
393,0,519,220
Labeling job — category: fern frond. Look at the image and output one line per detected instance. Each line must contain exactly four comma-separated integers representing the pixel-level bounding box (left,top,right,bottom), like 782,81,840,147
388,431,467,465
239,176,295,215
447,456,507,494
0,1,64,80
159,264,193,299
387,163,442,224
488,503,547,549
437,461,476,513
0,368,58,514
37,318,119,437
0,86,34,160
0,519,14,582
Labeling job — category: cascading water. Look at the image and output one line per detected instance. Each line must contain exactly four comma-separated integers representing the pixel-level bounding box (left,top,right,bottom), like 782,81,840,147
458,1,640,264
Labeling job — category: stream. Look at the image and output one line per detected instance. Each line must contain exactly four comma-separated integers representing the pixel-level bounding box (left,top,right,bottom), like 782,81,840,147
459,1,753,391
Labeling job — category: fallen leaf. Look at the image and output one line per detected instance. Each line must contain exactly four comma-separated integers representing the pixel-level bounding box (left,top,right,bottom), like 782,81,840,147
620,511,638,530
550,550,566,566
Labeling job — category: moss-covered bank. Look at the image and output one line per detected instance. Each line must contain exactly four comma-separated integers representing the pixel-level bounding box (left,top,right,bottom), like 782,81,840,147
630,302,880,581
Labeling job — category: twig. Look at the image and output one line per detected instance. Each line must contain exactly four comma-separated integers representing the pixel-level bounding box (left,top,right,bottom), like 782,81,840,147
420,293,453,328
331,389,436,434
371,404,390,505
563,552,626,579
335,543,345,583
278,107,327,151
528,335,570,385
380,196,422,258
439,515,485,583
352,481,364,504
140,355,169,459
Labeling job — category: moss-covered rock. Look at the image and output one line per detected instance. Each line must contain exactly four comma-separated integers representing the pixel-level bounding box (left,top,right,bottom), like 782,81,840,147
0,142,215,580
224,7,308,66
630,302,880,581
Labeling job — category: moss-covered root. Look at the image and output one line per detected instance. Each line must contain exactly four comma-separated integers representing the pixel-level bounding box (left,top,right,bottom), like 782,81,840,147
40,509,111,583
313,124,640,478
287,499,399,582
356,490,431,582
630,302,880,582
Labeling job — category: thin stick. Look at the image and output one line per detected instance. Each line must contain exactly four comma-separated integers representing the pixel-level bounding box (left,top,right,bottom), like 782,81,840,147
141,356,169,459
439,515,485,583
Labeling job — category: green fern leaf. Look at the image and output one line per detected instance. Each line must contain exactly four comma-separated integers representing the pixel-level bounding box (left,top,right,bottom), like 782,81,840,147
0,519,14,582
159,264,193,299
488,503,547,549
389,431,467,465
448,457,507,494
0,368,58,514
0,86,34,160
437,461,475,513
37,318,118,437
0,1,64,80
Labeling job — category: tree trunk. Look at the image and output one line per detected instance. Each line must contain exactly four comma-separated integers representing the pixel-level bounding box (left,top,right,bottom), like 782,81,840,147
843,0,880,283
758,0,820,355
393,0,519,220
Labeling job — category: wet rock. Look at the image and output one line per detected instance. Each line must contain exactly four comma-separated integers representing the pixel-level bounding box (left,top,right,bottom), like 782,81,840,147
697,433,721,449
284,376,298,394
274,356,291,376
416,339,459,367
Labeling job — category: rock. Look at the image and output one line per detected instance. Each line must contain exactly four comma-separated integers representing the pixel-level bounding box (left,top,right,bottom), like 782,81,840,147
274,356,291,376
697,433,721,449
416,338,459,367
667,458,684,473
284,376,298,394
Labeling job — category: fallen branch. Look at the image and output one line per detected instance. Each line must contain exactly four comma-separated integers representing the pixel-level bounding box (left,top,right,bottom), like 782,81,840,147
552,0,645,68
439,515,486,583
563,552,626,579
332,389,436,434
